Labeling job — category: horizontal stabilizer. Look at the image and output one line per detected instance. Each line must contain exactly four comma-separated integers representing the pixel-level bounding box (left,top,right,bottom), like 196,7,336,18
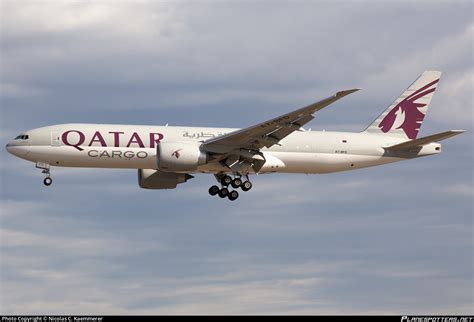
384,130,464,151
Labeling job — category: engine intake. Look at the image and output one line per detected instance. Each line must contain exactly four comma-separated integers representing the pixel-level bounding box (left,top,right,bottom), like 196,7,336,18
157,141,207,172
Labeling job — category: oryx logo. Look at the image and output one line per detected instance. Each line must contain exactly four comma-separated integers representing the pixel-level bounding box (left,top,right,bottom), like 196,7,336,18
172,149,183,159
378,79,439,139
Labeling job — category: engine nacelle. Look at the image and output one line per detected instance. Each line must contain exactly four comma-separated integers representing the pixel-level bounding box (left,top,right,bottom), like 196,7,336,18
157,141,207,172
138,169,193,189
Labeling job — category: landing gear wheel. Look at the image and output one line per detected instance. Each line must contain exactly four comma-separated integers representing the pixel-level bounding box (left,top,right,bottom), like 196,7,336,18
241,181,252,191
218,188,229,198
231,178,242,189
209,185,220,196
43,177,52,186
228,190,239,201
221,175,232,186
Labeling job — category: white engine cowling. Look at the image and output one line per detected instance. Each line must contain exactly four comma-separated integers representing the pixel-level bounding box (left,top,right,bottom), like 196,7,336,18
157,141,207,172
138,169,193,189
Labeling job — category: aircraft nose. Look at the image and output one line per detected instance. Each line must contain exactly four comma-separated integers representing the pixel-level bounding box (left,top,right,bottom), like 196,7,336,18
5,142,30,158
5,142,13,153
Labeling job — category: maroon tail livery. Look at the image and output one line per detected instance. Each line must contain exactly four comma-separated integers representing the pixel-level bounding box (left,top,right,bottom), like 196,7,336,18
365,71,442,139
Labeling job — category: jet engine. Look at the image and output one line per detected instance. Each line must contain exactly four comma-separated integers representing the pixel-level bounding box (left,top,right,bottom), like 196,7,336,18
157,141,207,172
138,169,193,189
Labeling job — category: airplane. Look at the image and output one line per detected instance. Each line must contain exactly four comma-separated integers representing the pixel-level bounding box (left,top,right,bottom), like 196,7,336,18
5,71,464,201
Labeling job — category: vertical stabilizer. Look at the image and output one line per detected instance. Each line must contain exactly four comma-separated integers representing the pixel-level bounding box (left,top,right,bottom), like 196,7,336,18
364,71,442,139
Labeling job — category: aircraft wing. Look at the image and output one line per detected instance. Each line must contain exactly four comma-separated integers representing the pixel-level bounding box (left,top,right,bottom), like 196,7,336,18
201,89,359,154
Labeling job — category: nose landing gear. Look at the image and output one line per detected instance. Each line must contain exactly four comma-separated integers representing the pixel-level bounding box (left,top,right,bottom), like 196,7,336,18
209,174,252,201
36,162,52,186
43,176,53,186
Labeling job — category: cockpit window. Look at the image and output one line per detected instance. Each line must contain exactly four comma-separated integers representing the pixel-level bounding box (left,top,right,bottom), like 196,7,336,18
14,135,29,140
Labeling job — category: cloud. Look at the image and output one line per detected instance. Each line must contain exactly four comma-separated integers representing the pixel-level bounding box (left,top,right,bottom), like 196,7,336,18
434,68,474,125
439,183,474,197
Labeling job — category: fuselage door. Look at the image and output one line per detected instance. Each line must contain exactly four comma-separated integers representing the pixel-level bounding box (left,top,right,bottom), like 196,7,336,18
51,132,61,146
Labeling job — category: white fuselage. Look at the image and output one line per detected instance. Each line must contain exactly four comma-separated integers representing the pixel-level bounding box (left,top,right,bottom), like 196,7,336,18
6,123,441,174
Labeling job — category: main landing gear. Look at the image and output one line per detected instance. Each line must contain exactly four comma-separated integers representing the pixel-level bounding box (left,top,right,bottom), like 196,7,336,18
36,162,53,186
208,174,253,201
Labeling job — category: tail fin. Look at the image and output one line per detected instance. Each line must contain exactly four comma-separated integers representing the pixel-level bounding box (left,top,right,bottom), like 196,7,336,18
364,71,442,139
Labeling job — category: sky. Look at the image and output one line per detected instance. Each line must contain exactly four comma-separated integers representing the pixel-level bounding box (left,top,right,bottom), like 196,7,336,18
0,0,473,315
